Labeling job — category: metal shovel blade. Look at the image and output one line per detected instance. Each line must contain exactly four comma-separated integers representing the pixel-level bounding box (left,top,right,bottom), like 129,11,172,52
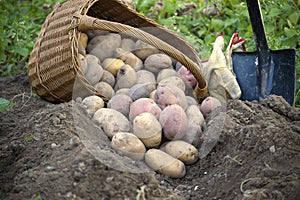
231,0,296,105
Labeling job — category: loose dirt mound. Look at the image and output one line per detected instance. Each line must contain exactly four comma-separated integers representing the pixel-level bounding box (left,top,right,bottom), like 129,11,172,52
1,73,299,200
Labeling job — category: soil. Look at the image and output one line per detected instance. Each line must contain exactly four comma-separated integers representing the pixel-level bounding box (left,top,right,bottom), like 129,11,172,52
1,73,299,200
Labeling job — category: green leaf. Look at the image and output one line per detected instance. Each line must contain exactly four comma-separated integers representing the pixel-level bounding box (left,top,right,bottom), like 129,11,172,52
288,12,300,26
0,97,11,112
284,27,297,38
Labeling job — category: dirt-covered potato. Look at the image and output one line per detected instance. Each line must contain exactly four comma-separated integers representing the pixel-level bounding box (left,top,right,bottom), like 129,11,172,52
128,82,156,101
144,54,173,74
159,104,188,140
155,84,187,110
132,40,159,60
107,94,133,118
85,30,110,40
136,70,156,84
89,33,121,61
158,76,186,92
85,63,104,85
82,95,105,115
85,54,100,65
157,69,178,83
94,82,115,99
111,132,146,160
145,149,186,178
181,105,204,147
114,48,143,71
87,34,110,53
102,58,125,76
164,140,199,165
114,65,137,90
129,98,162,121
78,53,88,74
120,38,135,52
133,113,162,148
200,96,222,118
100,70,115,87
93,108,131,138
186,96,198,106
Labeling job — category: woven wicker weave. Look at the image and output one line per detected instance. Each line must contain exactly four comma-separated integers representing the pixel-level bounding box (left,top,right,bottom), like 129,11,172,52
28,0,207,103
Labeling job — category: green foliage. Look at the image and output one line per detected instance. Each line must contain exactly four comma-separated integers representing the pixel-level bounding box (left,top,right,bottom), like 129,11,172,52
0,97,14,112
0,0,63,76
135,0,300,107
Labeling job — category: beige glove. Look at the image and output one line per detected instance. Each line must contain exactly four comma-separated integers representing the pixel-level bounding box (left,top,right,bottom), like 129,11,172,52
203,33,245,104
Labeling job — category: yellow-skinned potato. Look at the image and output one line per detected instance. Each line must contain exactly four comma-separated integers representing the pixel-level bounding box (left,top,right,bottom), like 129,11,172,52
78,53,88,74
164,140,199,165
145,149,186,178
114,64,137,90
78,32,88,56
133,112,162,148
82,95,104,115
93,108,131,138
114,48,143,71
85,63,104,85
111,132,146,160
102,58,125,76
149,89,156,100
115,88,130,95
94,82,115,99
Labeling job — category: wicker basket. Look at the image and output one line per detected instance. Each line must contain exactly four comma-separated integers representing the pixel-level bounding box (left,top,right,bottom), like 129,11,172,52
28,0,208,103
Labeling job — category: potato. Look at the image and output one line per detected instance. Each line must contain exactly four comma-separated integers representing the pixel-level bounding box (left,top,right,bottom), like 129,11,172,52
87,34,110,52
164,140,199,165
182,105,204,147
200,96,222,118
120,38,135,52
177,66,197,89
89,33,121,62
128,82,156,101
157,69,178,83
186,96,198,106
145,149,186,178
114,48,143,71
85,54,100,65
159,104,188,140
133,40,159,60
114,64,137,90
102,58,125,76
136,70,156,84
85,63,104,85
158,76,186,92
129,98,162,121
85,30,109,40
107,94,133,118
133,113,162,148
155,84,187,110
149,89,156,100
115,88,130,95
100,70,115,87
78,53,88,74
111,132,146,160
93,82,115,99
78,32,88,56
144,54,173,74
82,95,105,115
93,108,131,138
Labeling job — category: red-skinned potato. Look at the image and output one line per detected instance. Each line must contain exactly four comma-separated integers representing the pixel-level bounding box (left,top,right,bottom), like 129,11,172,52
154,84,187,110
200,96,222,117
107,94,133,118
159,104,188,140
129,98,162,121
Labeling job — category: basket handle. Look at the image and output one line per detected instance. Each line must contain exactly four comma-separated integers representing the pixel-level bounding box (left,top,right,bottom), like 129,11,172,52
74,14,208,100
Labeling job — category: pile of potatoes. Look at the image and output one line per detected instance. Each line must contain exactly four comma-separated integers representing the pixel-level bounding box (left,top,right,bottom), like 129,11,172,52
78,30,222,178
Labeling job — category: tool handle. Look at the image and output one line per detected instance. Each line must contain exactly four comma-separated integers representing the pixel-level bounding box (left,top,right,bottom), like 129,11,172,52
246,0,269,52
